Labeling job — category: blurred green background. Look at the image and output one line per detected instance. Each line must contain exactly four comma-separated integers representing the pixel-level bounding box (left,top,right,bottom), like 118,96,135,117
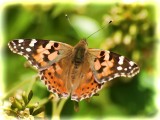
2,1,158,119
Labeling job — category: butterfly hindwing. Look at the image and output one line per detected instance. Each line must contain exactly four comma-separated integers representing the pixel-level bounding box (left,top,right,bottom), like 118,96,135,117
39,62,70,98
88,49,140,84
8,39,73,70
71,60,104,102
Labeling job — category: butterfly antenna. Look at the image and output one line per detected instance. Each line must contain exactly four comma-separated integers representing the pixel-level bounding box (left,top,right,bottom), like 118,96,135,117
65,14,72,25
65,14,82,39
86,20,112,40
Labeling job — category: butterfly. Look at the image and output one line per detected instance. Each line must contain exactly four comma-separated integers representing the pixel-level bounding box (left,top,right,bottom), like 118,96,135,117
8,39,140,102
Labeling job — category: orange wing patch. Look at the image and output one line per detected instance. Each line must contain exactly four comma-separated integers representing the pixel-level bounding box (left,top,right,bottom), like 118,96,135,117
39,63,69,98
8,39,73,70
89,49,140,84
71,69,104,102
32,42,59,69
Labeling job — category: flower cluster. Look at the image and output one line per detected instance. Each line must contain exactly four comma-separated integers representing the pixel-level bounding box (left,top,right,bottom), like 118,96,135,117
2,90,44,119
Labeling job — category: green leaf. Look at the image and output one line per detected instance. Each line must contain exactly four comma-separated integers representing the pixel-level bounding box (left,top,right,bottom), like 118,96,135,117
32,106,44,116
28,90,33,103
22,91,28,105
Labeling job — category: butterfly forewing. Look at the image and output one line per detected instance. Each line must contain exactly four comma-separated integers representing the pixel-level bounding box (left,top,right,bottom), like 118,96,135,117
88,49,140,84
8,39,73,98
8,39,73,70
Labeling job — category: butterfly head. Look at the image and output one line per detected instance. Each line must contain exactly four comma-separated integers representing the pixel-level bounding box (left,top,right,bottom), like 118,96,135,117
74,39,88,51
77,39,88,46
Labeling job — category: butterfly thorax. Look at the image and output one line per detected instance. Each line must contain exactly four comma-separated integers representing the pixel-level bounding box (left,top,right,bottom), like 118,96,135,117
72,40,88,66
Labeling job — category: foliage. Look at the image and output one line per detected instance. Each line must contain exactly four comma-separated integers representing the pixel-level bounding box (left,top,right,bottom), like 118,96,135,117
4,90,44,118
3,3,156,119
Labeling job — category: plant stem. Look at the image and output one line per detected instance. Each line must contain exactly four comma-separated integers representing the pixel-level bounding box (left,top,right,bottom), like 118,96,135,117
52,98,67,120
3,79,30,99
57,99,67,115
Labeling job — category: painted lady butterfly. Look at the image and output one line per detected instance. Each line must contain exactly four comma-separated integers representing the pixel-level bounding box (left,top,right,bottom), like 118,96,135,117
8,39,140,102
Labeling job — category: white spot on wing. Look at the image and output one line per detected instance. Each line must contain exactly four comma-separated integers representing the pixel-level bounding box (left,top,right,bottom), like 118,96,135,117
21,47,24,49
24,55,29,59
124,68,127,71
26,48,31,52
108,77,113,81
120,73,126,77
129,61,134,66
114,73,120,78
18,39,24,43
118,56,124,65
29,39,37,47
18,52,23,55
117,66,122,70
